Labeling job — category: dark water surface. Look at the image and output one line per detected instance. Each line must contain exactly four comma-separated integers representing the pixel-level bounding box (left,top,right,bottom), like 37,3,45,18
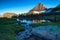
16,20,60,40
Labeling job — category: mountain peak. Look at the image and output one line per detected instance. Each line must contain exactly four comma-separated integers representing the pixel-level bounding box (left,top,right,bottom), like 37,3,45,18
38,2,43,5
28,3,46,14
31,3,46,11
39,2,44,5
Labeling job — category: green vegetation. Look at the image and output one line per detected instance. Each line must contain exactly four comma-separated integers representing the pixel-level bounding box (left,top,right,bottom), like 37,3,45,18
0,18,24,40
0,18,60,40
31,22,60,27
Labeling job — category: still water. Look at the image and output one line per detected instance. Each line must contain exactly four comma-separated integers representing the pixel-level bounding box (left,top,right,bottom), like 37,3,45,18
16,19,60,40
19,19,51,23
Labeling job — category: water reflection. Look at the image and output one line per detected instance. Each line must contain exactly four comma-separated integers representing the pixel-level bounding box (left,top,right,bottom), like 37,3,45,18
16,19,32,40
30,19,51,23
30,20,45,23
16,19,60,40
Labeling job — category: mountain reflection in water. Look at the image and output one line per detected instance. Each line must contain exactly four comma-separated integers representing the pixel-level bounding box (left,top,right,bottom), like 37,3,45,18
30,20,51,23
16,19,60,40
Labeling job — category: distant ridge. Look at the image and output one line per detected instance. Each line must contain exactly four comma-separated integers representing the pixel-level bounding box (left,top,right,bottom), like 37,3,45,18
3,12,18,18
50,4,60,13
56,4,60,8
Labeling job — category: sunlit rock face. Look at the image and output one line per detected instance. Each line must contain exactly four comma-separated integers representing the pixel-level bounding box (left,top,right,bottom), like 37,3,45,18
3,12,18,18
28,3,47,14
32,3,46,11
29,10,45,14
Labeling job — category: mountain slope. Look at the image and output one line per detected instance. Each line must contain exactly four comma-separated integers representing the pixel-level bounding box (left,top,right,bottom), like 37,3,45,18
28,3,47,14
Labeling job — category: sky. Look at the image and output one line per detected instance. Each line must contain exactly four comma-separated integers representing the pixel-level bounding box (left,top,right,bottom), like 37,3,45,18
0,0,60,14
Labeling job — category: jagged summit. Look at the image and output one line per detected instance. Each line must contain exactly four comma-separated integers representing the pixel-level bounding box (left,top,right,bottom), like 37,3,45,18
29,3,46,14
31,3,46,11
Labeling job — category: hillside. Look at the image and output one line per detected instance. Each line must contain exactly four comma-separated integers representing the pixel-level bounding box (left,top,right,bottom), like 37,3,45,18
3,12,18,18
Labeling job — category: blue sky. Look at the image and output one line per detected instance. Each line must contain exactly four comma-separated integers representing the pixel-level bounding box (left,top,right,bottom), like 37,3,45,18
0,0,60,14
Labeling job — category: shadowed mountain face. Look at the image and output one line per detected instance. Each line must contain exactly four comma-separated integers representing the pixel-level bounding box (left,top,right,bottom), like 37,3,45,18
50,4,60,13
56,4,60,8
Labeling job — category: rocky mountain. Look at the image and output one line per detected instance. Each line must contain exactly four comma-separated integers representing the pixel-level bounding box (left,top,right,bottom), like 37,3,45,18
31,3,46,11
28,3,47,14
3,12,18,18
